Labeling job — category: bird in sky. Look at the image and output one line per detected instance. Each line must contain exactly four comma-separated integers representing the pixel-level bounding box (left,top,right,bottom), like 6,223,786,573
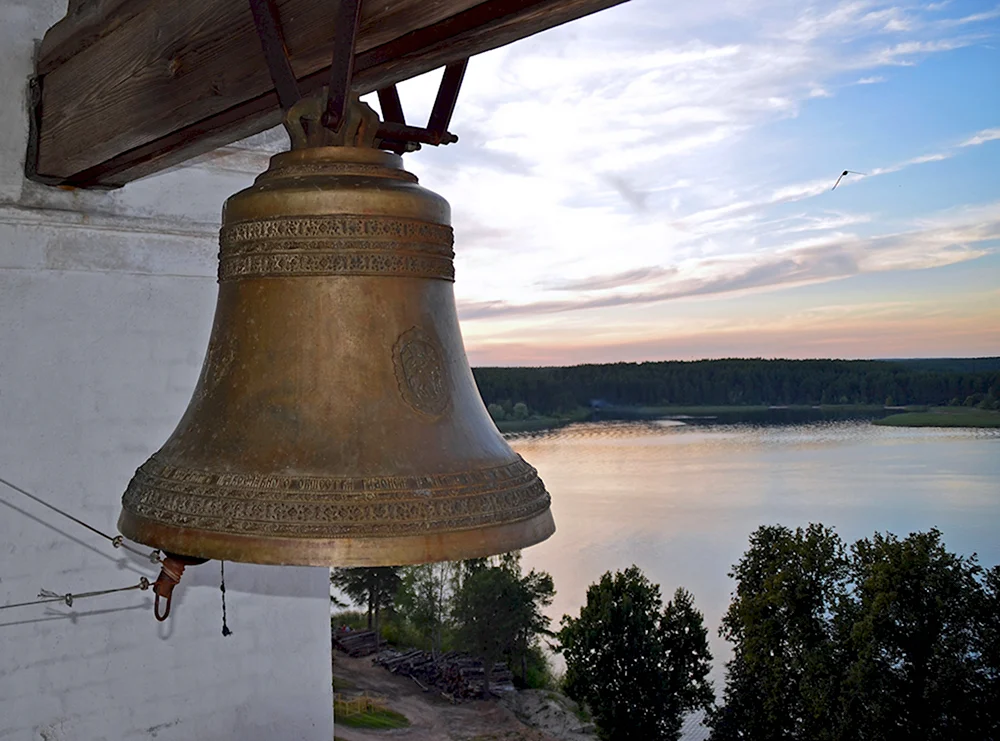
832,170,866,190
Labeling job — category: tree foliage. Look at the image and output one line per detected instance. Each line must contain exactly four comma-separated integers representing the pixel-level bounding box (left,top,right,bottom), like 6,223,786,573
472,359,1000,414
395,562,457,656
451,553,555,696
710,525,849,740
558,567,713,741
981,565,1000,740
840,531,993,740
331,566,402,640
711,525,1000,740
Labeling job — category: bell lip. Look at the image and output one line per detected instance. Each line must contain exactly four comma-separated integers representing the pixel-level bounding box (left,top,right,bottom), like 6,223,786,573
117,508,555,567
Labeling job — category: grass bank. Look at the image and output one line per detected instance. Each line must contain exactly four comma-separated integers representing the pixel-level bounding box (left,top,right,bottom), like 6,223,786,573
874,407,1000,428
606,404,887,417
495,408,591,434
334,703,409,730
495,416,573,433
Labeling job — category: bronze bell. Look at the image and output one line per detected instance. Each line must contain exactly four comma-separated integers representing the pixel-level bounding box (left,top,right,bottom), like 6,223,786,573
117,100,554,567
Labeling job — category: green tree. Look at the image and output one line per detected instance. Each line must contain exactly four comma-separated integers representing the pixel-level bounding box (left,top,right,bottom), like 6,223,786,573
709,524,849,741
472,359,1000,414
452,553,554,696
982,566,1000,739
396,562,456,656
513,401,529,419
331,566,402,641
559,566,713,741
510,565,556,685
712,525,1000,740
840,529,991,740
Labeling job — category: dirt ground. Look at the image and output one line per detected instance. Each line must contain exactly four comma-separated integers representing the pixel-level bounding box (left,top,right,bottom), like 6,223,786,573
332,653,596,741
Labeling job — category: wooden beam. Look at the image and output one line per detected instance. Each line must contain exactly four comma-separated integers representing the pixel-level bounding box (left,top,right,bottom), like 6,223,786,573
30,0,627,188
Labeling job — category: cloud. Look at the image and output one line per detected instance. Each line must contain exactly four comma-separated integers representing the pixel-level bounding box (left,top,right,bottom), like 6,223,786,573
419,0,988,183
870,151,951,175
676,122,1000,226
389,0,1000,363
465,305,1000,366
940,7,1000,26
769,212,874,236
458,205,1000,320
603,174,650,212
960,128,1000,147
883,17,914,32
864,37,975,66
864,126,1000,174
543,266,678,292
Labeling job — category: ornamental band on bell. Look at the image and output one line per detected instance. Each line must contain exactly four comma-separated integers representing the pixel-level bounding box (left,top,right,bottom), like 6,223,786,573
121,457,550,538
218,215,456,282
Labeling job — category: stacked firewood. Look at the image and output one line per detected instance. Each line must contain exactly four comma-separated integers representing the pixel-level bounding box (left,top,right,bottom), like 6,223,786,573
333,629,383,657
374,649,515,700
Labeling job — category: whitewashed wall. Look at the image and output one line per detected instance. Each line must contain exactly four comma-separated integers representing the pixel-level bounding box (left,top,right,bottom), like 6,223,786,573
0,2,334,739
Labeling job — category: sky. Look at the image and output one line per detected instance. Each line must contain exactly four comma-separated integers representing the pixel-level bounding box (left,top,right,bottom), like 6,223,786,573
369,0,1000,366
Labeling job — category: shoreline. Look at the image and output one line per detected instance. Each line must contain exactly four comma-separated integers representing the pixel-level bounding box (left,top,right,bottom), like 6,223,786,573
495,404,1000,433
873,407,1000,428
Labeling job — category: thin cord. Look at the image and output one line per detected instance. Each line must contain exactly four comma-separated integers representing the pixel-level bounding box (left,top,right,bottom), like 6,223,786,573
0,577,151,611
0,475,160,563
220,560,233,636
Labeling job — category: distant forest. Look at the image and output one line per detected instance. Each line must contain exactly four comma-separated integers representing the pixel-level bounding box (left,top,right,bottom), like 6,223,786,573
471,358,1000,415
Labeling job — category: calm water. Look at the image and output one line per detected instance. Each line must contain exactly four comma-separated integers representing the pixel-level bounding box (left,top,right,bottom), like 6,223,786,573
511,419,1000,682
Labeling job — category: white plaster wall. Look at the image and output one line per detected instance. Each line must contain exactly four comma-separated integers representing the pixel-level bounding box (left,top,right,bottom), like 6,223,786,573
0,2,333,739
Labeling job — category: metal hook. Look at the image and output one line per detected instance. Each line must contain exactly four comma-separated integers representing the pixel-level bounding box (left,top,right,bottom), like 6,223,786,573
154,591,171,622
149,553,208,622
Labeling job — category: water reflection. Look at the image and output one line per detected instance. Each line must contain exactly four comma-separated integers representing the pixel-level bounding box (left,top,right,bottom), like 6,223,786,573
512,419,1000,682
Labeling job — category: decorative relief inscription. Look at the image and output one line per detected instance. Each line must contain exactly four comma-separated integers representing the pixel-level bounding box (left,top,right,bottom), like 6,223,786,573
120,456,551,538
199,332,236,390
392,327,450,417
217,216,455,282
222,238,452,258
221,216,452,246
218,251,453,281
136,457,538,498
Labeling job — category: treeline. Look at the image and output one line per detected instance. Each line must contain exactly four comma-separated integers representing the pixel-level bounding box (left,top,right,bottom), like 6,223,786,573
332,554,556,691
472,358,1000,414
567,526,1000,741
710,525,1000,741
333,525,1000,740
895,357,1000,373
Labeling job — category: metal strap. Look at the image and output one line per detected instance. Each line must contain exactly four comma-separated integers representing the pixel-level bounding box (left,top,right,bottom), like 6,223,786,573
248,0,302,111
323,0,364,132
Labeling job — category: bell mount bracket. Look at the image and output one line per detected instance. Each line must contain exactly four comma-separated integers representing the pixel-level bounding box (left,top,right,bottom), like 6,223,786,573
248,0,465,153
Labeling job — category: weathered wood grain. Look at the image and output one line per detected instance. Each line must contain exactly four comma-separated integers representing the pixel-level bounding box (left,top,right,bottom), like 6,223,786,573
39,0,143,75
36,0,480,179
32,0,626,187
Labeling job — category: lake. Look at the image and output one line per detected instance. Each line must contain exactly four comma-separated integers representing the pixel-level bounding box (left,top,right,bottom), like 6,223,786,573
511,417,1000,684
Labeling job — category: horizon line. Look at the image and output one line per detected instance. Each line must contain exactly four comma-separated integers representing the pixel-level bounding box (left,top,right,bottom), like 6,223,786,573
471,355,1000,369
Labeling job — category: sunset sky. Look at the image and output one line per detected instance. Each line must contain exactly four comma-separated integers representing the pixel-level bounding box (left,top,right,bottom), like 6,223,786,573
374,0,1000,366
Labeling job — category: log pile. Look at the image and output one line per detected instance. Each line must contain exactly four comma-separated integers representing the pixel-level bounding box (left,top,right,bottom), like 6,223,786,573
333,629,383,657
374,649,515,700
